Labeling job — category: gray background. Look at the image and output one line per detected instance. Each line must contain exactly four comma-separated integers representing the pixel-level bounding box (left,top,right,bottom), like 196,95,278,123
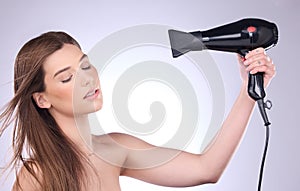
0,0,299,190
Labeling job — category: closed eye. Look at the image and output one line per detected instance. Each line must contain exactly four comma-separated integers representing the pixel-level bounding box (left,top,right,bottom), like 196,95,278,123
61,75,73,83
81,61,92,70
81,64,91,70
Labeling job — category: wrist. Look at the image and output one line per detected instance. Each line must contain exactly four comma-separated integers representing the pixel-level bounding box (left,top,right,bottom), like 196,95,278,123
240,82,256,105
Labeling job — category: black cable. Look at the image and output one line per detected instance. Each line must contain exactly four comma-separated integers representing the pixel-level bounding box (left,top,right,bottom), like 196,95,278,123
257,124,270,191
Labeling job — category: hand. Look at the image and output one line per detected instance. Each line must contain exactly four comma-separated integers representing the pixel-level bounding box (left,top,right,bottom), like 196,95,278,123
237,47,276,88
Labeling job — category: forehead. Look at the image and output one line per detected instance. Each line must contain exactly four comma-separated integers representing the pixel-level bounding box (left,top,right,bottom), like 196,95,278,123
43,44,83,76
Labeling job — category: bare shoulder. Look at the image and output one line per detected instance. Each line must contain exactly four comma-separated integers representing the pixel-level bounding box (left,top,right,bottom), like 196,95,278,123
90,133,155,168
92,132,154,149
12,163,41,191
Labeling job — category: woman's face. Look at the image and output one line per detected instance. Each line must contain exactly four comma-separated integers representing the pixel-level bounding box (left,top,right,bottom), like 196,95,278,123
42,44,103,117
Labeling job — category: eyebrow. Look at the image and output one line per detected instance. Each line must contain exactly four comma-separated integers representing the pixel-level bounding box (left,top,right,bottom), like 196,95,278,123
53,54,88,78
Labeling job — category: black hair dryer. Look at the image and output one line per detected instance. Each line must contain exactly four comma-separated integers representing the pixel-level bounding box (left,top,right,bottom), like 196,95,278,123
168,18,279,127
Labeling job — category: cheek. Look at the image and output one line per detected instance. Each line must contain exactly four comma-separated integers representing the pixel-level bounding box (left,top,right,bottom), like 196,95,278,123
57,84,73,99
59,87,73,100
46,82,74,108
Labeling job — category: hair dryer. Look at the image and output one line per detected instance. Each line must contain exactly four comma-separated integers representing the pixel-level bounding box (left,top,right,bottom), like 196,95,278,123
168,18,279,127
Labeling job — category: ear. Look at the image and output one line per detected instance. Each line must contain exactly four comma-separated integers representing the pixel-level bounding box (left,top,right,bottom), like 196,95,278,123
32,92,51,109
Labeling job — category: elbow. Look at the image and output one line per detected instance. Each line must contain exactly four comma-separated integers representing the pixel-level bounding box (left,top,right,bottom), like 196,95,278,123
202,157,225,184
193,173,221,186
193,171,222,185
202,168,223,184
206,173,221,184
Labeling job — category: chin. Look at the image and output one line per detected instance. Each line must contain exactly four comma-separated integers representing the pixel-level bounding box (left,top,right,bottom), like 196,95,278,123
73,102,103,115
94,98,103,110
88,101,103,113
93,102,103,112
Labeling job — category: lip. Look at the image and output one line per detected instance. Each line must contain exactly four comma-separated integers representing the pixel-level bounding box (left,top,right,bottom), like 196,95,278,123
83,88,100,100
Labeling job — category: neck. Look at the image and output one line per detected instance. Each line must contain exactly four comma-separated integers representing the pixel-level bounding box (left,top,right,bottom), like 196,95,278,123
51,111,92,153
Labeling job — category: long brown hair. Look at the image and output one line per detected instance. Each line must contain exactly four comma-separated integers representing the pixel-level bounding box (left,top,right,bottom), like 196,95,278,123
0,32,92,190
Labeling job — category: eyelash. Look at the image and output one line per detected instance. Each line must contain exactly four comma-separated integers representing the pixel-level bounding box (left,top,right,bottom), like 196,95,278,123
60,64,91,83
61,75,73,83
81,63,91,70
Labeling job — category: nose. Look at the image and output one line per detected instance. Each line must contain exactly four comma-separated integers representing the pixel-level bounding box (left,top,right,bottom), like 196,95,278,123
80,72,95,87
82,79,90,87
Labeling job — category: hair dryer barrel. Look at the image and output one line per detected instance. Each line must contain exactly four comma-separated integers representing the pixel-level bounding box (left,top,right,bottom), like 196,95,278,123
168,18,279,57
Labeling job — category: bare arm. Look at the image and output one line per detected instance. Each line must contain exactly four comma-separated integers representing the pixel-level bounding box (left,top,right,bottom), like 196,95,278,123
117,87,254,186
114,48,275,187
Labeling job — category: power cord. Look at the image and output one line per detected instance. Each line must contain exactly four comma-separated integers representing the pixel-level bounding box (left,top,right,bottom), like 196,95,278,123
257,124,270,191
256,99,272,191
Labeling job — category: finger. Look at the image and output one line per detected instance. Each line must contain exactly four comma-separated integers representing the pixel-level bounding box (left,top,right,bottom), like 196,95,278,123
246,56,274,72
244,52,268,66
249,61,275,75
245,47,265,59
244,54,265,66
249,65,268,74
246,56,272,72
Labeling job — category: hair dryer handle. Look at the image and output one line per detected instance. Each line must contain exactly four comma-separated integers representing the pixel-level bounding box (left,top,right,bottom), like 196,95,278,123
247,72,266,101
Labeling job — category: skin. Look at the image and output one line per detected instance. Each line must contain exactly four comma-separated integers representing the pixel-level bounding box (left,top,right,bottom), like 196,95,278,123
15,44,275,190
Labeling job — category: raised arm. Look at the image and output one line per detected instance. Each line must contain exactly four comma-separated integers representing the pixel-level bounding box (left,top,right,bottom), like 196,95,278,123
112,48,275,187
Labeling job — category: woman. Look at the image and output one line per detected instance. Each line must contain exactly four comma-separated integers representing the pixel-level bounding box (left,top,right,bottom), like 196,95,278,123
0,31,275,191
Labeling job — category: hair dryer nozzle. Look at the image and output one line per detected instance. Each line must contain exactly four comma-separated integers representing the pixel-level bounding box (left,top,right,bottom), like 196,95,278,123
168,29,205,58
